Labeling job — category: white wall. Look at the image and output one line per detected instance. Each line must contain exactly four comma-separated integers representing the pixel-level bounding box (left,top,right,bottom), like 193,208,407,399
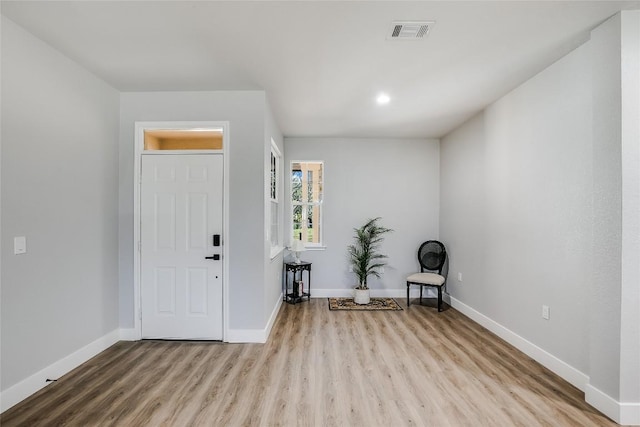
1,15,120,392
119,91,279,334
284,138,439,296
619,10,640,412
590,12,623,402
441,11,640,424
441,40,593,374
589,12,640,423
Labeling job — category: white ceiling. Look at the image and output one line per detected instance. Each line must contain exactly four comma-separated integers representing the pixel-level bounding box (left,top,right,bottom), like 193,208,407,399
2,1,639,138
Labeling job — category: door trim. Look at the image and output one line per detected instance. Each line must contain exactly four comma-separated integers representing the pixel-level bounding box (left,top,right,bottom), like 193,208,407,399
133,121,230,342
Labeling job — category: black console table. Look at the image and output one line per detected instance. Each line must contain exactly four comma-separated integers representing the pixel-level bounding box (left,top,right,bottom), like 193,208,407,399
283,261,311,304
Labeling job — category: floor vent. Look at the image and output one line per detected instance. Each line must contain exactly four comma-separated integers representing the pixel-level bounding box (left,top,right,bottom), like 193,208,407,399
388,21,434,40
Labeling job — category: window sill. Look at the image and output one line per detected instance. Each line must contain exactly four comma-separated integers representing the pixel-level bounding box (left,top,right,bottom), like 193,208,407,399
270,246,285,260
303,246,326,251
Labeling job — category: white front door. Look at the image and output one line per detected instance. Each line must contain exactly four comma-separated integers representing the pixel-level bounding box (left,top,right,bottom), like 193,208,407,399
141,154,223,340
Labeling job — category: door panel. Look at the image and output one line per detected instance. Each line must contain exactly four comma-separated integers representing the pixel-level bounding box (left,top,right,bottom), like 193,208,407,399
187,268,208,315
141,154,223,340
187,193,208,250
155,194,176,250
155,267,176,315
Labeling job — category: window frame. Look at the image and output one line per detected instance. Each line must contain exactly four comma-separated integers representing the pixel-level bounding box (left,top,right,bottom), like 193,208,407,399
290,160,324,249
269,140,283,258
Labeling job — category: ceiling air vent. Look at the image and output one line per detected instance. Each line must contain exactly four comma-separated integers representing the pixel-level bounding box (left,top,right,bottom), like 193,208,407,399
388,21,435,40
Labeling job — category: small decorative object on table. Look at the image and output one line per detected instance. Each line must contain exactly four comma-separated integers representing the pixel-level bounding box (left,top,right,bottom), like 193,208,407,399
291,239,306,264
296,280,304,297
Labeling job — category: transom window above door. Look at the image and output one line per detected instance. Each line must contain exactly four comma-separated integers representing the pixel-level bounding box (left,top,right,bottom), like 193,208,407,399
144,129,223,151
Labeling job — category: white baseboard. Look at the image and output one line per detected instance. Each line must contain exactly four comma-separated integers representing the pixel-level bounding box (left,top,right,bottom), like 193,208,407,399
586,384,640,425
2,301,288,414
311,288,437,299
620,402,640,426
224,287,428,342
450,295,640,425
119,328,139,341
120,295,284,345
264,294,283,341
448,296,589,391
226,294,283,343
585,384,621,424
226,329,267,343
0,329,121,413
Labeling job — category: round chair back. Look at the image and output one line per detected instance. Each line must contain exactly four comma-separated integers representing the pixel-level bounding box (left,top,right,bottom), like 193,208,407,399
418,240,446,273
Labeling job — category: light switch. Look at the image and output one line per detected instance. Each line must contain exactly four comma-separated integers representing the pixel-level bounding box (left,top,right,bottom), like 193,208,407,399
14,236,27,255
542,305,550,320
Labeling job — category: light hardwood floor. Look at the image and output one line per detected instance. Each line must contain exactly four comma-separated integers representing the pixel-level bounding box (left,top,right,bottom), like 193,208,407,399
2,299,615,426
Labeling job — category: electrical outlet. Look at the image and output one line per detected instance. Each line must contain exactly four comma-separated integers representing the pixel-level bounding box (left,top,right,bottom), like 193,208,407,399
14,236,27,255
542,305,550,320
457,272,463,282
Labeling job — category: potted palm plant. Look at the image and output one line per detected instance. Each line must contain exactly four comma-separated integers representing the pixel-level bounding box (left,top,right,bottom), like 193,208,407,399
348,217,393,304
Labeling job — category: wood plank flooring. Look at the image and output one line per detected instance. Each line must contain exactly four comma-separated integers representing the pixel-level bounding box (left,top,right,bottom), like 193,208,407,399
1,299,615,426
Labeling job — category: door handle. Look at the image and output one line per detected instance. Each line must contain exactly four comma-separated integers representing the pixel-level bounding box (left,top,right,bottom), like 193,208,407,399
205,254,221,261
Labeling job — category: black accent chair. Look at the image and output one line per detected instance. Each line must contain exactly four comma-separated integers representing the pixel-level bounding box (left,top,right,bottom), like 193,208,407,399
406,241,447,311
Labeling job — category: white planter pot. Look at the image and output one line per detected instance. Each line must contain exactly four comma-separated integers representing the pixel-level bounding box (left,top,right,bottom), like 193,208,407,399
353,288,370,305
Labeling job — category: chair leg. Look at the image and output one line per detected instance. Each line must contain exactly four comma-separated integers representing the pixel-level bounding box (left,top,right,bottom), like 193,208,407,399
407,283,410,307
419,286,423,305
437,287,442,312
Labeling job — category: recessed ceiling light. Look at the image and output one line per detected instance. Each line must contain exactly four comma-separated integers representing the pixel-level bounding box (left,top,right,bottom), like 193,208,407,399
376,93,390,105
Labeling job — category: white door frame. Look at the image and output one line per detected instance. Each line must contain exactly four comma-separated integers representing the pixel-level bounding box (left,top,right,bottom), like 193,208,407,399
133,121,230,342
